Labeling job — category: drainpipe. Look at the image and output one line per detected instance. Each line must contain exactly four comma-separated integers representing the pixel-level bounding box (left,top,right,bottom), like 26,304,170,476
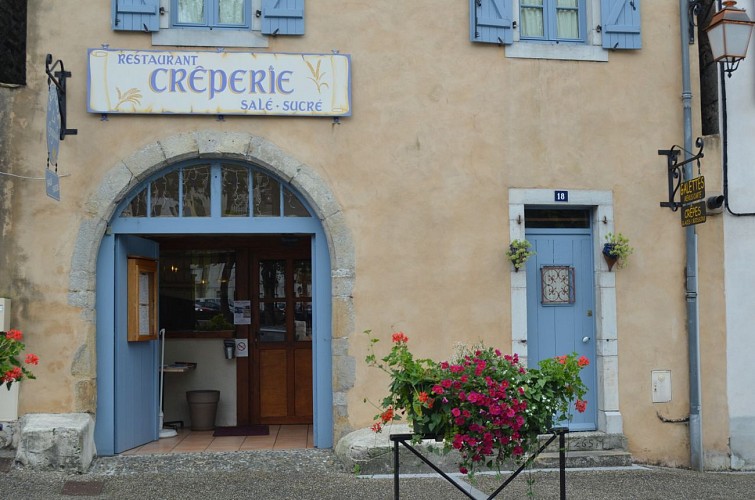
680,0,704,472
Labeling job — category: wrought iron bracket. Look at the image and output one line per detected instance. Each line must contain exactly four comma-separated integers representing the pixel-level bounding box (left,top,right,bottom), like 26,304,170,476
45,54,78,140
658,137,705,211
688,0,703,44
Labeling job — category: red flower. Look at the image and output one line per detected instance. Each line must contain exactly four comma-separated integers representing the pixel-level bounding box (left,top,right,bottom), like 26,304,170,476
575,399,587,413
418,391,428,403
380,407,395,423
555,355,567,365
3,366,23,382
371,422,382,433
25,353,39,365
5,329,22,341
578,356,590,367
391,332,409,344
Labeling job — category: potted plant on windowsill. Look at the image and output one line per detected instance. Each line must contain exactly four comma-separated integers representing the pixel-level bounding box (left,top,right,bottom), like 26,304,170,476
506,239,535,272
365,330,589,476
602,232,633,271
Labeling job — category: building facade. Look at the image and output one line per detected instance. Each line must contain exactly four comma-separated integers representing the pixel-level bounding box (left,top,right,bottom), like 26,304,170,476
0,0,740,468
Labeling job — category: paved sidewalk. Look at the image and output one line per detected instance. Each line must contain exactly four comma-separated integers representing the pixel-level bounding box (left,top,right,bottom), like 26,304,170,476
1,448,755,499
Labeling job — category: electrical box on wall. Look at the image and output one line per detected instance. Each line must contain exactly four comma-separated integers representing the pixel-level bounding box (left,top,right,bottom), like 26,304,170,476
652,370,672,403
0,298,10,331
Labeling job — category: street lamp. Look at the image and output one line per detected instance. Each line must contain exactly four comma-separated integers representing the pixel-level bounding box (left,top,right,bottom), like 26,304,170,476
705,0,755,77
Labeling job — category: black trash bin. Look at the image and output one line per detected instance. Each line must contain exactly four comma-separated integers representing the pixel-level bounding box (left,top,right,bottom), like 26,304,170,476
186,390,220,431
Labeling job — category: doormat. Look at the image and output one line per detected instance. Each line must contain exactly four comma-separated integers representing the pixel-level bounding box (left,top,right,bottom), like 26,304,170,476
213,425,269,437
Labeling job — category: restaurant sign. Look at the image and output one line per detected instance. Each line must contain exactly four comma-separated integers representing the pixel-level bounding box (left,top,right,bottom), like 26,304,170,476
87,48,351,117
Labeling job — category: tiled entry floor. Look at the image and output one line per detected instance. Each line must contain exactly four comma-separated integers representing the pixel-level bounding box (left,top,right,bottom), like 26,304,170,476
121,425,314,455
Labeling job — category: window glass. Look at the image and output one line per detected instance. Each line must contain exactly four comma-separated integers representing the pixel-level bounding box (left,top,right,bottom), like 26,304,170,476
159,250,236,333
293,260,312,298
178,0,205,24
218,0,245,24
259,302,286,342
283,189,310,217
183,165,211,217
521,0,581,41
521,1,544,38
556,0,579,39
151,171,180,217
121,189,147,217
525,208,590,228
253,172,281,217
259,260,286,298
222,165,250,216
175,0,247,28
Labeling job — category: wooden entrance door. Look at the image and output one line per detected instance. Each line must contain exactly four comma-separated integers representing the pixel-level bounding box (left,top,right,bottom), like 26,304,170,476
251,251,313,424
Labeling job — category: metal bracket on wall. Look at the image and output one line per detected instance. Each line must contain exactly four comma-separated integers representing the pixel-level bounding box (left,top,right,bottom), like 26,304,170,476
45,54,78,140
658,137,705,211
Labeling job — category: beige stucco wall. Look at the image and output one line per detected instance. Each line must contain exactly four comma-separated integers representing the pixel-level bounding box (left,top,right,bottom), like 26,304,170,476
0,1,731,467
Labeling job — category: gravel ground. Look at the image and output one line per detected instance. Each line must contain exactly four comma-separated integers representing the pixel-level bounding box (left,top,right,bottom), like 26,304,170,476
1,449,755,499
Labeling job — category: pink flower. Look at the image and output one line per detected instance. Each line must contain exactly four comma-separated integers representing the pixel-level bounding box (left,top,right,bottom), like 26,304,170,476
575,399,588,413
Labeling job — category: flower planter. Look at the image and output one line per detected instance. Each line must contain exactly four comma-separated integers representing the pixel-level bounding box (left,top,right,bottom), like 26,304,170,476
603,243,618,271
0,383,19,421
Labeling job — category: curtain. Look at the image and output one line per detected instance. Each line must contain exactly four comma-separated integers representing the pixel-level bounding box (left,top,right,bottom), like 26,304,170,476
218,0,245,24
520,1,544,38
556,0,579,39
178,0,204,24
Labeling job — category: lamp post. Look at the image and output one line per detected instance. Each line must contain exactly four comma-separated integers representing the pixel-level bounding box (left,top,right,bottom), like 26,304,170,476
706,1,755,77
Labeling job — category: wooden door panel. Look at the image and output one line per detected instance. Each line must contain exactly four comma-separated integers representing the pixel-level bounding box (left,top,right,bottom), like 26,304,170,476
259,349,288,418
294,349,313,417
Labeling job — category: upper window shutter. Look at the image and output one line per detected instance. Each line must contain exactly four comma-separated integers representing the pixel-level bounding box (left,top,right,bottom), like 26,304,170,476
261,0,305,36
112,0,160,32
470,0,513,45
601,0,641,49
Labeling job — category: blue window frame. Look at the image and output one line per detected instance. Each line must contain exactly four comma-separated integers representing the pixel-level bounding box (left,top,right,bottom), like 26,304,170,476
172,0,252,29
519,0,586,43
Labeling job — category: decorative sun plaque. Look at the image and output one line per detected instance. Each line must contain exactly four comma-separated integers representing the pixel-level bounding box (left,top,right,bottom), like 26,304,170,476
541,266,575,305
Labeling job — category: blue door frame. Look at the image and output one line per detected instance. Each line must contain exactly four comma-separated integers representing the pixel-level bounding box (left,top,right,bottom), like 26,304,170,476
525,227,597,431
95,162,333,455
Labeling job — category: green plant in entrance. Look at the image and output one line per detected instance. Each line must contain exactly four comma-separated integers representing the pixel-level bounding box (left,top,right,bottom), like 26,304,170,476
603,232,633,269
506,239,535,271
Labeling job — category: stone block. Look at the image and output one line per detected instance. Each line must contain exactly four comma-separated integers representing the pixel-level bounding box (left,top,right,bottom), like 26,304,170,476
16,413,96,472
335,425,461,475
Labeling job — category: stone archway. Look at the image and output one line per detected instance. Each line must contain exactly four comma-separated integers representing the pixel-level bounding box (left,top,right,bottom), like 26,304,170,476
68,130,356,443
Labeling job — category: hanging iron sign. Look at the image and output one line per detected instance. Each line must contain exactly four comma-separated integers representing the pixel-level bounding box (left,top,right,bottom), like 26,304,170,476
681,201,706,227
680,176,705,204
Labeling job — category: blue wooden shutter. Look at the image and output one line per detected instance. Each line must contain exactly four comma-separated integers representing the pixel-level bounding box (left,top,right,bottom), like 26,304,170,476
601,0,641,49
261,0,304,36
470,0,513,45
112,0,160,32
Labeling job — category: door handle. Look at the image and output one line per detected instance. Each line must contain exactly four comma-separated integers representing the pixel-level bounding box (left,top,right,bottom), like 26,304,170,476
582,336,590,343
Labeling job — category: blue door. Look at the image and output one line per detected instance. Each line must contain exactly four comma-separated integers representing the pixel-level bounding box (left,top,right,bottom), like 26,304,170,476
525,229,597,431
114,235,160,452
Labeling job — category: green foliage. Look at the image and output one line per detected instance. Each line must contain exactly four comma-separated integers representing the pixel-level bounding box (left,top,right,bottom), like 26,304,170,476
603,232,633,268
506,239,535,270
